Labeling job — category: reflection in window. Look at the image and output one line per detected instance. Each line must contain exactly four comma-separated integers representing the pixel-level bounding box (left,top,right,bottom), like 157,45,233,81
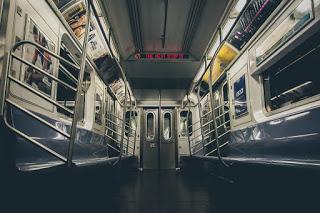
125,111,137,137
163,113,172,140
146,113,155,140
263,30,320,112
256,0,313,64
180,111,192,137
57,42,89,120
201,96,211,133
95,93,103,124
223,83,230,128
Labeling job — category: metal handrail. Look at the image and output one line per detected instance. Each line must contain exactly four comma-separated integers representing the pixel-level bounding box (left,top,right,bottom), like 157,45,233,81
107,113,133,128
105,117,136,137
201,110,212,118
11,41,80,70
3,110,68,162
67,1,91,167
12,54,77,92
1,16,87,166
8,75,74,115
205,141,229,156
6,99,70,138
187,119,201,129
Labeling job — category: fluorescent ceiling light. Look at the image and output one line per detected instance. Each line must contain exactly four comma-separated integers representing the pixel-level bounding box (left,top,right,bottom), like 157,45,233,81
194,62,206,83
230,0,247,18
207,34,220,59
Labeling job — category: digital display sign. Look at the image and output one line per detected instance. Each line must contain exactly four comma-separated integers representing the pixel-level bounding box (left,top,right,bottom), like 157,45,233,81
134,53,189,60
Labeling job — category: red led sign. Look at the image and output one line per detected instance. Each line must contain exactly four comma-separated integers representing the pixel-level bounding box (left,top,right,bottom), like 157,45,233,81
134,53,189,60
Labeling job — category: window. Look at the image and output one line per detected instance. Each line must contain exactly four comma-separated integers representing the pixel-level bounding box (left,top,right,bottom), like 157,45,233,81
256,0,313,65
201,95,211,133
163,112,172,140
125,111,138,137
213,89,224,127
263,29,320,112
222,83,230,128
57,41,89,120
106,94,115,136
179,111,192,137
146,113,155,140
95,93,103,124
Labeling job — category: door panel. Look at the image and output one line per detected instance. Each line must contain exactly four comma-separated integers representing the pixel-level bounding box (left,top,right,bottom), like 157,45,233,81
141,108,176,169
160,109,176,169
142,108,159,169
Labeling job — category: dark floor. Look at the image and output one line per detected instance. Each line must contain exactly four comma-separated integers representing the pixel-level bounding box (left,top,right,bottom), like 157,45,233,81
1,164,320,213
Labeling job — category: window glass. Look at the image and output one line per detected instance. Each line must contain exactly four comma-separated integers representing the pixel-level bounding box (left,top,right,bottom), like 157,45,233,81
57,41,89,120
263,30,320,112
125,111,138,137
146,113,155,140
106,96,115,136
256,0,313,65
201,95,211,134
95,93,103,124
180,111,192,137
223,83,230,128
163,113,172,140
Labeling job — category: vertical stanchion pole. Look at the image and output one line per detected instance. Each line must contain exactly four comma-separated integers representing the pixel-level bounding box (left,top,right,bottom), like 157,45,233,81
67,0,91,167
186,93,192,156
208,61,227,166
126,97,132,155
119,84,127,159
132,100,137,156
196,87,205,155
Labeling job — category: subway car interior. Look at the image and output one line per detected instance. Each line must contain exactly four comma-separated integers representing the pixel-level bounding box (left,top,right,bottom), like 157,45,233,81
1,0,320,212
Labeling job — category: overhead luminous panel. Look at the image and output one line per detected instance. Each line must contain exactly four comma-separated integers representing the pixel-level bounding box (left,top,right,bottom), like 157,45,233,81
203,42,239,84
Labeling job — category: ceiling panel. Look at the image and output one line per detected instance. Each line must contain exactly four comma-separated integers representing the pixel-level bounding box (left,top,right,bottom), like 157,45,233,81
189,0,231,59
139,0,192,52
122,61,200,78
101,0,231,102
134,89,186,102
100,0,135,59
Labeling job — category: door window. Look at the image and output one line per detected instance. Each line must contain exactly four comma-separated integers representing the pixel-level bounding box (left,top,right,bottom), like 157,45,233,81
163,112,172,140
146,112,155,140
